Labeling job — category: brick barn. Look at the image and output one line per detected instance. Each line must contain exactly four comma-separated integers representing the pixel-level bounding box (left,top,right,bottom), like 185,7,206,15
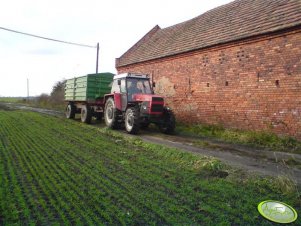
116,0,301,139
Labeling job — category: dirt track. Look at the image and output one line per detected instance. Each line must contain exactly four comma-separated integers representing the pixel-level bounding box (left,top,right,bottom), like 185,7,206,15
139,133,301,184
3,102,301,184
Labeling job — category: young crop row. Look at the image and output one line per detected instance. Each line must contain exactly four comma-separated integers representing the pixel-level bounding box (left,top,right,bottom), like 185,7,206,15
0,110,300,225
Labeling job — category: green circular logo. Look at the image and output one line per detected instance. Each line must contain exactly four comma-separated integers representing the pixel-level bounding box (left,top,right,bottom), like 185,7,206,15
258,200,298,224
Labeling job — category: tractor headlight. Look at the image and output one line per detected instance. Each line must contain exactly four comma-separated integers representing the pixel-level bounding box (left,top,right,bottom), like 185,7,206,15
140,102,149,113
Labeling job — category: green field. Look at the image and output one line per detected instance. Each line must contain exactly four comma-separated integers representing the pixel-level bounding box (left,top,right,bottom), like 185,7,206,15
0,109,300,225
0,97,23,103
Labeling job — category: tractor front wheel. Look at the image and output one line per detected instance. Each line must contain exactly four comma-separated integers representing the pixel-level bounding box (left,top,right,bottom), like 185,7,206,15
104,98,120,129
125,107,140,134
159,107,175,134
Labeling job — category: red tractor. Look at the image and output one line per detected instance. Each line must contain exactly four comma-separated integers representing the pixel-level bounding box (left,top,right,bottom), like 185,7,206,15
104,73,175,134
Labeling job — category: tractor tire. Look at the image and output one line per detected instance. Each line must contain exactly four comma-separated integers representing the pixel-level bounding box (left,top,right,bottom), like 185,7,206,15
125,107,140,134
66,103,76,119
159,107,176,134
81,105,92,124
104,98,120,129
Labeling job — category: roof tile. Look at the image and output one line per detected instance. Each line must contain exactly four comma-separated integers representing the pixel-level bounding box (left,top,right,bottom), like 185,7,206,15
117,0,301,67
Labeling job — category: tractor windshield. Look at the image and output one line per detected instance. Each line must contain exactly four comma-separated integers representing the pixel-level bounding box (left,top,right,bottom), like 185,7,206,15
127,78,152,95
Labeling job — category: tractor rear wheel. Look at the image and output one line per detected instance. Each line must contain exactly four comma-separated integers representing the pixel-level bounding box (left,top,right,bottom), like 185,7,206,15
66,103,76,119
104,98,120,129
125,107,140,134
81,105,92,124
159,107,175,134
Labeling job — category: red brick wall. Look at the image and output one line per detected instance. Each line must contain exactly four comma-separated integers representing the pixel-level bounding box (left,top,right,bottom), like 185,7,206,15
117,30,301,139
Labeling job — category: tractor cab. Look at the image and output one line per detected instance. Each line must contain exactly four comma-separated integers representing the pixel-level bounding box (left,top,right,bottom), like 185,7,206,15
111,73,153,102
104,73,175,134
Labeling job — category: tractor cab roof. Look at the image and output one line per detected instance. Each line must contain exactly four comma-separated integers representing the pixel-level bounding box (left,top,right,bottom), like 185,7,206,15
114,73,149,80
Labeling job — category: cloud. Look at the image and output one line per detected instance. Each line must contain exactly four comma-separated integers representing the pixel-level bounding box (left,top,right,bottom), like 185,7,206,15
0,0,233,96
25,48,61,55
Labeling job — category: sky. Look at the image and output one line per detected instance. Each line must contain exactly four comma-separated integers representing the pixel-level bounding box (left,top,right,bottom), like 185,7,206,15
0,0,233,97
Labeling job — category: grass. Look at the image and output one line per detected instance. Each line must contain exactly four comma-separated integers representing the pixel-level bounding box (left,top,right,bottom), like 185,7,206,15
177,123,301,154
0,96,66,112
0,97,23,103
283,158,301,170
0,109,300,225
27,100,66,111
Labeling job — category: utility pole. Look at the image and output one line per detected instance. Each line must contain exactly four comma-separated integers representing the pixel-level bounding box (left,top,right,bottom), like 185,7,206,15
96,42,99,74
27,78,29,101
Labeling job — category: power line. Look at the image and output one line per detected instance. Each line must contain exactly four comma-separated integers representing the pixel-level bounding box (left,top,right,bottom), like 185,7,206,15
0,26,96,48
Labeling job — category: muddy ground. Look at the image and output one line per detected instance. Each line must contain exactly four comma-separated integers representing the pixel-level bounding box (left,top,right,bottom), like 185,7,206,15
2,102,301,184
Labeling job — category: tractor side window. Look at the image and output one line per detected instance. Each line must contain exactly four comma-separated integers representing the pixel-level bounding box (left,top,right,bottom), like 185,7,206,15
111,80,119,93
111,79,126,93
120,79,126,93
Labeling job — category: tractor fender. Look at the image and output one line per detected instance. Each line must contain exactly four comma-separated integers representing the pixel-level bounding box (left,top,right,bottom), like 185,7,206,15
104,93,122,111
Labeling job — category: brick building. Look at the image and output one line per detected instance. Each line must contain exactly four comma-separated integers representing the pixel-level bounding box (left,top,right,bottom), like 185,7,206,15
116,0,301,139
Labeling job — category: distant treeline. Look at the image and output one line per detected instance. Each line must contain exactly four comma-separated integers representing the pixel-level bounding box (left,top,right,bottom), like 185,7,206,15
0,80,67,111
32,80,66,110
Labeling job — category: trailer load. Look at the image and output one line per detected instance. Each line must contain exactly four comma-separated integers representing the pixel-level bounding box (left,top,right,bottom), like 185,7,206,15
65,72,175,134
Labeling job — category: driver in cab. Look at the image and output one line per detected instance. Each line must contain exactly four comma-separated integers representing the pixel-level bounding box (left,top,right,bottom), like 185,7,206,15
127,80,142,101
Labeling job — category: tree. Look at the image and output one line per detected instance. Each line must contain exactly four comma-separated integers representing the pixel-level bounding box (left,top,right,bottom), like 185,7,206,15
36,93,50,107
50,80,66,104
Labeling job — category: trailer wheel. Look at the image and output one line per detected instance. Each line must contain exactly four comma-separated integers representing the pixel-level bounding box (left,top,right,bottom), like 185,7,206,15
125,107,140,134
159,107,175,134
81,105,92,124
104,98,120,129
66,103,76,119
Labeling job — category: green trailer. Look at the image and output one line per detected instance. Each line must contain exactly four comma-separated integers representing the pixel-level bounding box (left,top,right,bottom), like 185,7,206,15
65,72,114,123
65,72,113,102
